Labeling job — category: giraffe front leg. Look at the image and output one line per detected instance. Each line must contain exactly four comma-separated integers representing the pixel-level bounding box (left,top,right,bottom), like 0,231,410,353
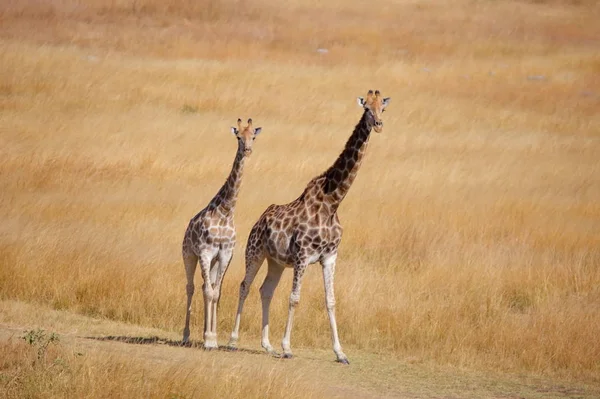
200,252,218,350
321,253,349,364
202,283,217,349
281,263,307,359
260,258,284,355
209,249,233,348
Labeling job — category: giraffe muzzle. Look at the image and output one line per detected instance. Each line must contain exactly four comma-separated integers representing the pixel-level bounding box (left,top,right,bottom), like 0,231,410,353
374,121,383,133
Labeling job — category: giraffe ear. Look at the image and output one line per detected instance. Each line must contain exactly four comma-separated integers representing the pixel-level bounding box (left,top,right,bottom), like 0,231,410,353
254,127,262,135
382,97,391,109
357,97,366,107
231,127,238,136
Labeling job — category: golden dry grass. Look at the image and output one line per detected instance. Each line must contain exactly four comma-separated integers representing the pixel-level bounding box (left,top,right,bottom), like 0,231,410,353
1,0,600,394
2,300,599,399
0,332,324,398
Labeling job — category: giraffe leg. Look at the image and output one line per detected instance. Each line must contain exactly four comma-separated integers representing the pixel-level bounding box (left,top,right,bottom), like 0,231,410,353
321,253,349,364
228,249,265,348
202,281,215,349
182,251,198,344
281,263,307,359
209,249,233,348
208,256,219,339
199,251,218,350
259,258,285,354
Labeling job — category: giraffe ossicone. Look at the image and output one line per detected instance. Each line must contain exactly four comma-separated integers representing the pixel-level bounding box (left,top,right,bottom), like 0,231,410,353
228,90,390,364
182,118,262,349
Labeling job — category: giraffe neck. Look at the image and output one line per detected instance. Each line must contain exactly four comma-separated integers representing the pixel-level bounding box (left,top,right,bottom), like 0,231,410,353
322,109,372,207
209,142,245,215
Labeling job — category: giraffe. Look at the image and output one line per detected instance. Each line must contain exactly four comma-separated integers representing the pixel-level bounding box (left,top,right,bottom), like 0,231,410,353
182,118,262,349
228,90,390,364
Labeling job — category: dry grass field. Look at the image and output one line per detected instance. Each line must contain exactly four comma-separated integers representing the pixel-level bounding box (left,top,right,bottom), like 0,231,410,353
1,0,600,397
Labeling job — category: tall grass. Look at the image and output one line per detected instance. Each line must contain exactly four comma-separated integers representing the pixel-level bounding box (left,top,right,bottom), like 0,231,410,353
1,0,599,383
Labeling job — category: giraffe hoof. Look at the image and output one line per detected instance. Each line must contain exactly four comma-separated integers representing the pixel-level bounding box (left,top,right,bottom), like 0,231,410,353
282,353,293,359
337,358,350,365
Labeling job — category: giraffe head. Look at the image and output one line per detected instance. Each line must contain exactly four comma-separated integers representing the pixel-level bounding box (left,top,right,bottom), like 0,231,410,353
231,118,262,156
357,90,390,133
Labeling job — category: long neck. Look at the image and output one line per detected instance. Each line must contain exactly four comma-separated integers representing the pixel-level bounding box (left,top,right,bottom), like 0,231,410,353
322,110,372,207
209,142,245,215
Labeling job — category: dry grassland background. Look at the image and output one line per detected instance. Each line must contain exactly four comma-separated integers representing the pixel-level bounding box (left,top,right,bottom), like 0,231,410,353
1,0,600,396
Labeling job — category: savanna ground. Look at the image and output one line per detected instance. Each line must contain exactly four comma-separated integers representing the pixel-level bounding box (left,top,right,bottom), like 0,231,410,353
1,0,599,397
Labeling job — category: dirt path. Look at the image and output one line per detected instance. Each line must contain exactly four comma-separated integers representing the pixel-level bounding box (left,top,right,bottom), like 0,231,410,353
1,300,598,399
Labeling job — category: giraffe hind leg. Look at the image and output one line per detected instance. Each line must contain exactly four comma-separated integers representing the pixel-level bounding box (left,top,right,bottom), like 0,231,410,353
281,261,308,359
228,249,266,348
260,258,285,354
182,251,198,344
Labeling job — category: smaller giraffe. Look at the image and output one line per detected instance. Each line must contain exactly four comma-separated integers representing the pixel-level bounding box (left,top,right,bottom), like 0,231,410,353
182,118,262,349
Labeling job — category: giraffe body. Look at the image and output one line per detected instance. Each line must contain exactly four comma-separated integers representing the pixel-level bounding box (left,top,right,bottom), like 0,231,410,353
182,119,261,349
229,91,390,363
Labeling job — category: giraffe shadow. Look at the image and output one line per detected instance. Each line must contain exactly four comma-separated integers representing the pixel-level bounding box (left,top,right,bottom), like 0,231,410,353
85,335,267,356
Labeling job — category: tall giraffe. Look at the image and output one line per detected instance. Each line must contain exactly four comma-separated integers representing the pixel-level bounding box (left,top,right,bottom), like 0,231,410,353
182,118,262,349
228,90,390,363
